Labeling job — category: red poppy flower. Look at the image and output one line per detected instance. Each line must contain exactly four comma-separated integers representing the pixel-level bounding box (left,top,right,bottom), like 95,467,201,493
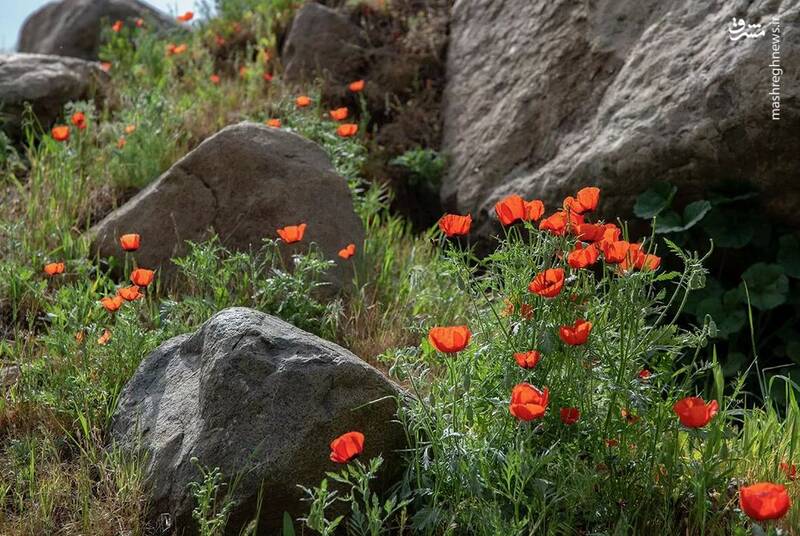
739,482,791,521
672,396,719,428
428,325,471,354
494,194,526,225
277,223,307,244
265,118,281,128
520,303,533,319
525,200,545,221
119,233,140,251
112,20,123,32
116,137,127,149
514,350,541,369
560,407,580,425
296,95,312,108
177,11,194,22
780,462,797,481
601,240,630,264
239,66,249,78
330,107,349,121
51,125,70,142
135,18,144,28
559,319,592,346
348,79,365,92
210,74,221,84
575,223,606,242
100,295,124,313
623,244,661,272
528,268,565,298
71,112,87,130
638,369,652,381
43,262,65,276
605,438,619,448
568,187,600,214
117,285,143,301
539,211,583,236
509,383,549,421
214,34,226,46
130,268,155,287
438,214,472,237
262,72,273,82
567,242,599,269
97,329,112,345
329,431,365,463
100,62,112,72
338,243,356,259
337,124,358,137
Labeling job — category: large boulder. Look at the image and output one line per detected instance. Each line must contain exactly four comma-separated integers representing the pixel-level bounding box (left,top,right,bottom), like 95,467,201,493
0,53,107,139
88,122,364,288
18,0,178,60
281,2,367,85
441,0,800,236
111,307,406,534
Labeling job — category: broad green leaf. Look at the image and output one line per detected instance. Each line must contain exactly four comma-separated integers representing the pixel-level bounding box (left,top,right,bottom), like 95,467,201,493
700,207,754,248
739,263,789,310
634,182,677,219
680,200,712,231
654,210,683,234
778,235,800,278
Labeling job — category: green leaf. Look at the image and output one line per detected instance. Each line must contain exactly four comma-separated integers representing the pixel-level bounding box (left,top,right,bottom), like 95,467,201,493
282,512,296,536
680,200,712,231
778,235,800,278
700,208,754,248
654,210,683,234
634,182,677,219
739,263,789,310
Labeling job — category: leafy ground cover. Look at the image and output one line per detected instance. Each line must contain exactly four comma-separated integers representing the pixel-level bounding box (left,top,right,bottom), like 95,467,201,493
0,1,798,535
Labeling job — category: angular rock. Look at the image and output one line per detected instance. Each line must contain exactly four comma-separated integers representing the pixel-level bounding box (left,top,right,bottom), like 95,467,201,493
282,2,367,84
111,307,406,534
0,53,107,139
18,0,179,60
442,0,800,236
88,122,364,288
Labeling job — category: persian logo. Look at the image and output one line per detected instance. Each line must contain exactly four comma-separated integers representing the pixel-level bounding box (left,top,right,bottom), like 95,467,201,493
728,18,766,40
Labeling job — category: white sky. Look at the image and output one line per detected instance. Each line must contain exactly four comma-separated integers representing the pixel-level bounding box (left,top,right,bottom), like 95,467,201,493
1,0,199,51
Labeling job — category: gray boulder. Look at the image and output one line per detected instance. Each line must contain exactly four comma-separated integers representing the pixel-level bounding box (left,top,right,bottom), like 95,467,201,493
111,308,406,534
0,53,107,139
88,122,364,288
18,0,179,60
282,2,367,84
441,0,800,235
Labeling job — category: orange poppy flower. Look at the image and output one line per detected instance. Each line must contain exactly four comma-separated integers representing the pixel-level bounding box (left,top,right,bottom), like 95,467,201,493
428,325,471,354
277,223,307,244
239,66,249,78
75,330,85,344
100,62,112,72
564,187,600,214
112,20,123,32
494,194,526,225
338,243,356,259
438,213,472,237
100,295,124,313
210,74,221,84
117,285,143,301
97,329,112,345
348,79,365,92
330,107,349,121
673,396,718,428
601,240,630,264
528,268,565,298
337,124,358,137
135,18,144,28
43,262,65,276
329,431,364,463
622,244,661,272
524,199,545,221
265,118,281,128
514,350,541,369
296,95,312,108
71,112,86,130
621,408,640,425
177,11,194,22
51,125,70,142
119,233,142,251
130,268,155,287
567,242,599,269
173,43,188,55
559,319,592,346
124,124,136,135
780,462,797,481
560,407,580,425
509,383,549,421
739,482,791,521
575,222,606,242
539,210,584,236
116,136,127,149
